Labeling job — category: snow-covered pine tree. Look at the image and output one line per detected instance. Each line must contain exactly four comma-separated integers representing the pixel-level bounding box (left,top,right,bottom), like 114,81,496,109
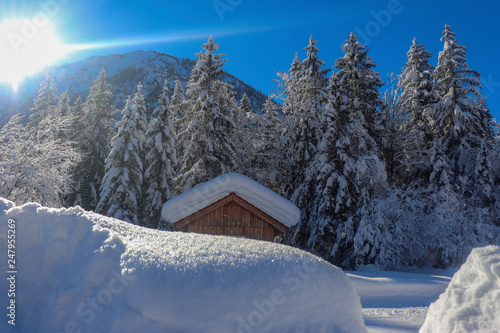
75,69,117,211
97,90,145,224
64,95,87,207
171,80,185,108
250,96,283,191
300,35,330,107
27,70,70,141
233,93,256,175
379,73,405,185
430,25,496,202
70,96,84,136
58,89,72,117
176,37,238,192
28,70,59,130
397,39,436,186
142,80,177,228
334,32,385,143
132,82,148,143
239,93,253,115
297,34,387,268
282,36,329,202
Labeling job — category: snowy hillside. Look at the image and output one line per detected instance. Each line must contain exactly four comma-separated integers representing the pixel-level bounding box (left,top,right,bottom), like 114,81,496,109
0,50,267,121
0,198,366,333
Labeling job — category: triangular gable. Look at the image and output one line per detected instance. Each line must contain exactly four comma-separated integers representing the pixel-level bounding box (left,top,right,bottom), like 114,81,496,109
162,173,300,228
174,192,289,233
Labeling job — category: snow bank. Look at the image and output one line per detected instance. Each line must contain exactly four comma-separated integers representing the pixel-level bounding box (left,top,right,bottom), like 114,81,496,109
0,199,366,333
420,246,500,333
162,173,301,227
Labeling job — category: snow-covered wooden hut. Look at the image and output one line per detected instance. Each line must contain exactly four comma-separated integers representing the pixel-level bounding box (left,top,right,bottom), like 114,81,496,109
161,173,300,242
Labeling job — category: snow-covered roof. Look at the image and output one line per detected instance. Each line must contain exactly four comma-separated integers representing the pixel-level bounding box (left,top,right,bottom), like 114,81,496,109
161,173,300,227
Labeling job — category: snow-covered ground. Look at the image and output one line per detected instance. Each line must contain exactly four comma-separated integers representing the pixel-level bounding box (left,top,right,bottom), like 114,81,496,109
0,198,366,333
2,198,499,333
347,266,456,332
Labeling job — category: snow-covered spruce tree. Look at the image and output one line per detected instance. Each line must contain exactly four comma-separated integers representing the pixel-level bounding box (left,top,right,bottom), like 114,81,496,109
335,32,385,143
250,96,283,192
27,71,74,141
0,114,81,207
233,93,256,175
170,80,184,131
379,73,405,186
132,82,149,143
430,25,496,204
28,71,59,131
396,39,436,186
275,53,302,196
295,35,387,268
97,90,145,224
176,37,238,192
58,89,72,118
75,69,117,211
282,36,329,203
426,25,499,266
142,80,177,228
65,96,86,207
239,93,253,115
171,80,185,108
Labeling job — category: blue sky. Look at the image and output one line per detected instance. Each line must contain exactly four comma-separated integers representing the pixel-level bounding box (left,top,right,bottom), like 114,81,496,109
3,0,500,119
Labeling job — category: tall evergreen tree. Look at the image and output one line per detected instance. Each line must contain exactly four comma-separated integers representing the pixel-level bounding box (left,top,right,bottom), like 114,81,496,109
76,69,117,210
282,36,329,201
142,80,177,228
132,83,149,141
233,93,255,175
239,93,253,114
292,34,388,268
397,39,436,185
28,71,58,126
430,25,495,200
379,74,405,185
176,36,238,192
334,32,385,142
253,96,283,190
97,91,144,224
28,71,59,138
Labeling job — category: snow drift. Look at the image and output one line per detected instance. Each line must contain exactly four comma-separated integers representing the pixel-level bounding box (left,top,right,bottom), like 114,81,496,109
420,245,500,333
0,198,366,333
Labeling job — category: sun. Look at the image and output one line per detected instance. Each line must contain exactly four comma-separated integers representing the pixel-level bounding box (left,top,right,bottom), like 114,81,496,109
0,18,69,90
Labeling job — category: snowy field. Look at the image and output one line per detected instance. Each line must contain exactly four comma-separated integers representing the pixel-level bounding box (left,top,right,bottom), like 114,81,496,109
1,198,499,332
347,266,455,332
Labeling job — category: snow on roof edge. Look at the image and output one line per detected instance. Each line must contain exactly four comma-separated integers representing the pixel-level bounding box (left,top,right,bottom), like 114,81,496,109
162,173,300,228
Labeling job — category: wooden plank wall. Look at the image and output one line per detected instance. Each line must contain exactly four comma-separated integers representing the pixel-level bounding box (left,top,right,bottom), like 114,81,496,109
180,201,277,241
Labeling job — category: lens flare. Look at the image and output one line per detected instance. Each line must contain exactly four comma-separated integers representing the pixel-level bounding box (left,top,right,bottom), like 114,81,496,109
0,18,69,90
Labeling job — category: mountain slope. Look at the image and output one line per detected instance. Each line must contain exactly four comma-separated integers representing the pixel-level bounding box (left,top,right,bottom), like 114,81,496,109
0,50,267,122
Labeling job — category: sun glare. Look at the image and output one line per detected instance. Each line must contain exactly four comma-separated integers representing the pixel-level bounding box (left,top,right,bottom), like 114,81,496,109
0,18,68,90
